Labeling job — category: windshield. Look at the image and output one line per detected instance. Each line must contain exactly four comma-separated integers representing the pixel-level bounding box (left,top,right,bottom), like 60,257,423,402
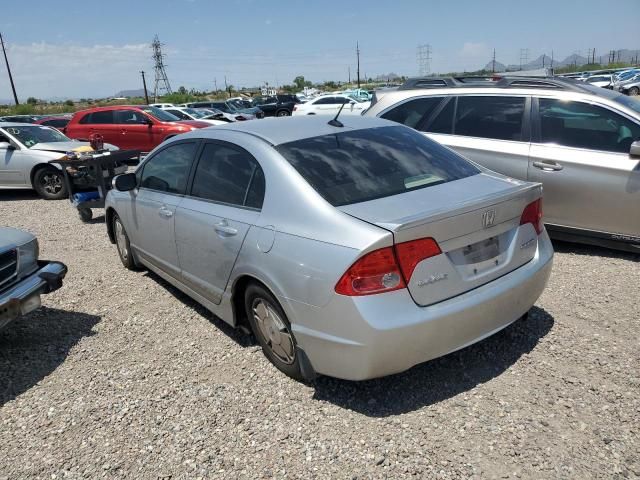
613,95,640,115
3,125,70,148
228,100,246,110
183,108,205,118
276,126,479,206
140,106,180,122
587,76,608,82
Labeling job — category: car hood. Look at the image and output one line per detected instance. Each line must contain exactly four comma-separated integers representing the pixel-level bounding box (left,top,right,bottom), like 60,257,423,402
0,227,35,248
175,120,211,128
29,141,119,153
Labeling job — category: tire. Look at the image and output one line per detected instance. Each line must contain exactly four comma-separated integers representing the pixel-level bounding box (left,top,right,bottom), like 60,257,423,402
276,110,290,117
245,283,303,381
628,87,639,96
33,166,67,200
112,213,137,270
78,208,93,222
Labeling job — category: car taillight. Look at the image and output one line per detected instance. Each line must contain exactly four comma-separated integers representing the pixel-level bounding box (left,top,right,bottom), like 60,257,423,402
394,238,441,282
236,116,247,121
293,105,298,111
335,247,405,296
335,237,442,296
520,198,543,234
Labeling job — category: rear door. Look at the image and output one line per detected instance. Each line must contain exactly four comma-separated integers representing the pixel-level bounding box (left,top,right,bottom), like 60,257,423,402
175,141,264,303
129,140,199,279
426,95,531,180
529,97,640,237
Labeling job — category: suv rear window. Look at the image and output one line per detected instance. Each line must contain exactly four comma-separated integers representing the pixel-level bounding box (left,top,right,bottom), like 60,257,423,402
275,126,479,206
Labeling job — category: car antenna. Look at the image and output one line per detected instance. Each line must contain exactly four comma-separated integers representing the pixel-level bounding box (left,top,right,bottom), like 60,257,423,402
328,101,347,127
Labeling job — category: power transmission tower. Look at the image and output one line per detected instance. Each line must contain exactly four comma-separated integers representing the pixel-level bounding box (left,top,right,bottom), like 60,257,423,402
0,33,19,105
356,41,361,88
519,48,529,70
151,35,172,101
417,44,432,76
140,71,150,105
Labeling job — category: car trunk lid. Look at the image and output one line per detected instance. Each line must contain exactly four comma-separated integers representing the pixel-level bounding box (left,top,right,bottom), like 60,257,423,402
339,173,542,306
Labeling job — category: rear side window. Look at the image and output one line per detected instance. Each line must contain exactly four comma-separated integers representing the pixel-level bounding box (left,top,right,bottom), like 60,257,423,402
276,126,479,206
191,143,265,209
454,96,525,141
140,142,197,194
83,110,114,124
314,97,334,105
381,97,444,129
538,98,640,153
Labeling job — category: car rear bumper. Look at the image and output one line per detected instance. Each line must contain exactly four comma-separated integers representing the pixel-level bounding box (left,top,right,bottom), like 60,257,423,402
0,261,67,330
290,231,553,381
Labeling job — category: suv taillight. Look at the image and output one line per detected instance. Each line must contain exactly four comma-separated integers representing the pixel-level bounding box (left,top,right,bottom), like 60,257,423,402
335,237,441,296
520,198,543,234
293,105,298,111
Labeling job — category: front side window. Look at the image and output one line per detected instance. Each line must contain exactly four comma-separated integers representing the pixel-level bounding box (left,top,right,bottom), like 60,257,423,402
538,98,640,153
139,106,179,122
191,143,265,208
276,126,479,206
313,97,334,105
140,142,197,194
454,96,526,141
381,97,444,129
114,110,149,124
166,110,189,120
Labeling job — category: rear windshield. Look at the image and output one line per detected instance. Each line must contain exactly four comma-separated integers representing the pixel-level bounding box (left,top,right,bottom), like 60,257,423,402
275,126,479,206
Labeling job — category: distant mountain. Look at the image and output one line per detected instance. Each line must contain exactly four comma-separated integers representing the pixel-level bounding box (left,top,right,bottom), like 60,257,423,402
556,54,589,68
483,60,506,72
115,88,146,98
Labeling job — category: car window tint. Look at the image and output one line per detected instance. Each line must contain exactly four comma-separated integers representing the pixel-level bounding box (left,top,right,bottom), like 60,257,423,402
538,98,640,153
314,97,333,105
114,110,148,124
427,98,455,134
276,126,479,206
140,142,197,194
245,166,265,209
191,143,263,208
454,96,525,141
42,119,68,128
381,97,444,129
89,110,114,124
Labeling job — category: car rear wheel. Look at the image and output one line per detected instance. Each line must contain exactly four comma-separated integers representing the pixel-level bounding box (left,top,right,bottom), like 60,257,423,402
33,166,67,200
113,213,137,270
245,283,304,381
628,86,639,96
276,110,290,117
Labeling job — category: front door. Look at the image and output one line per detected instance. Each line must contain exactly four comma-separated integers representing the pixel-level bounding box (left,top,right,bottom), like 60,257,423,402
528,97,640,237
0,133,26,186
175,141,265,303
113,109,154,151
129,140,199,278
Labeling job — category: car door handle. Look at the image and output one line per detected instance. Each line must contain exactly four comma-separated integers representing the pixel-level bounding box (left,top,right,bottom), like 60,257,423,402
532,161,564,171
213,221,237,236
158,206,173,218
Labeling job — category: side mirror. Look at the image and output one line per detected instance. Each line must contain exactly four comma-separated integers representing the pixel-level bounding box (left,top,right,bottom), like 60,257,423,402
0,141,15,150
631,140,640,158
113,172,137,191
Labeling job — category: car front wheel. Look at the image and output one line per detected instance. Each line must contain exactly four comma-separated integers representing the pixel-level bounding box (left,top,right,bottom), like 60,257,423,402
113,213,137,270
33,166,67,200
628,86,639,96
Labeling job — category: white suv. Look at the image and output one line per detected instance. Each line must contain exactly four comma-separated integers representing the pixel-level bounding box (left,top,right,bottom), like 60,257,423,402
365,77,640,252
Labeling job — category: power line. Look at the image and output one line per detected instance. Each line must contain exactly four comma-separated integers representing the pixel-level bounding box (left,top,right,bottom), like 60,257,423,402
151,34,172,101
417,44,432,76
0,33,19,105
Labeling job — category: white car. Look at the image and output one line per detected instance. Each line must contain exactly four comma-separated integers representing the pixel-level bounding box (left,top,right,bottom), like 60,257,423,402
150,103,175,109
292,95,371,116
162,107,227,126
585,75,613,89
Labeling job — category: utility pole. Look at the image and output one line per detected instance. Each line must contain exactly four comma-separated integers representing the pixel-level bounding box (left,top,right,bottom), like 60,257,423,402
417,44,432,76
214,78,218,95
151,34,172,102
224,75,229,98
356,41,361,88
0,33,19,105
551,50,554,69
492,48,496,73
348,66,351,84
140,71,150,105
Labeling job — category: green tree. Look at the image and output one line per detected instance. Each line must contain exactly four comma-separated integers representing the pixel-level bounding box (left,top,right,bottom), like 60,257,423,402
26,97,38,105
293,76,307,90
177,86,188,95
64,99,74,107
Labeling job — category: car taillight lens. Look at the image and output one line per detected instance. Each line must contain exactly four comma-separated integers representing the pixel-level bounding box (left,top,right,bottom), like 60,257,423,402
293,106,298,111
520,198,543,234
395,238,441,282
335,247,405,296
335,237,442,296
236,116,247,121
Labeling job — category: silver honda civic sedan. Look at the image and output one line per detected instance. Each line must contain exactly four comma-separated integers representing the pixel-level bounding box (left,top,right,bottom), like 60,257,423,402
105,116,553,381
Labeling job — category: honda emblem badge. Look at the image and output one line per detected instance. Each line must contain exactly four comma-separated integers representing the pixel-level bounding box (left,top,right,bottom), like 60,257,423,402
481,209,496,228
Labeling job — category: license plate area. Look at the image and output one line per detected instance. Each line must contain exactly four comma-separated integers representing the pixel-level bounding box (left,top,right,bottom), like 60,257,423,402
463,236,500,264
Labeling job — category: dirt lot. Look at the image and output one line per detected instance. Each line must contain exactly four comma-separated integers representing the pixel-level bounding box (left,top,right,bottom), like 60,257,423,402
1,191,638,479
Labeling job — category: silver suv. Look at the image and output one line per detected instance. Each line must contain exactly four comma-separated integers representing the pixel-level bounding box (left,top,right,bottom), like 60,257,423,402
365,77,640,252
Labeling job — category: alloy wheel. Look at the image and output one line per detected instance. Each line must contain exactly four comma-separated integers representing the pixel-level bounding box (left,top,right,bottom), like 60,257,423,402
41,172,63,194
115,219,129,262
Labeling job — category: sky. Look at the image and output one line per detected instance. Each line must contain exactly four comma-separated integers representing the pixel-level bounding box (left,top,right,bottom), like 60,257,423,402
0,0,638,100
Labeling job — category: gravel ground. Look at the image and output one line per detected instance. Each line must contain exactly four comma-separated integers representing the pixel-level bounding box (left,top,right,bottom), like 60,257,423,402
1,191,638,479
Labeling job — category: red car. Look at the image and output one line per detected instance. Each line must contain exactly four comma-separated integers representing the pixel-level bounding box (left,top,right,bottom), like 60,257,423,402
65,105,210,152
34,116,71,131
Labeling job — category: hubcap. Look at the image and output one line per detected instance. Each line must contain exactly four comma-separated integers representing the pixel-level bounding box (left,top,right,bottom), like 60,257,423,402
252,299,295,365
115,220,128,261
41,173,63,194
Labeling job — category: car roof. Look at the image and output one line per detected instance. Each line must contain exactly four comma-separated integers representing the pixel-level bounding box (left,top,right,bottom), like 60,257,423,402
181,115,395,146
0,121,45,127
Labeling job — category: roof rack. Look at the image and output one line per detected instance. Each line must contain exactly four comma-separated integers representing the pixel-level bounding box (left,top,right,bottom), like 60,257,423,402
398,76,589,92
